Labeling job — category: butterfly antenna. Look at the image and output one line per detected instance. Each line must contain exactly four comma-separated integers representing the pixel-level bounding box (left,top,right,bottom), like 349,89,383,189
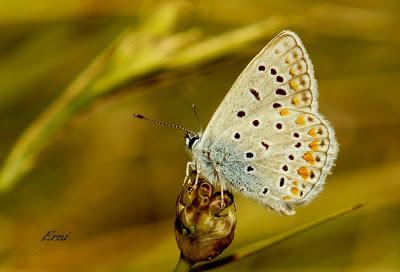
192,104,203,131
133,114,194,134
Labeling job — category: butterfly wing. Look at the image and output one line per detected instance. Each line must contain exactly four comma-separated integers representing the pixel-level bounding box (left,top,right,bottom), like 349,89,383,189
200,30,338,215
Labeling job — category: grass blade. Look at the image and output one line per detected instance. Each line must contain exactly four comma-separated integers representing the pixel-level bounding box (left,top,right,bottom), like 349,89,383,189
191,202,365,271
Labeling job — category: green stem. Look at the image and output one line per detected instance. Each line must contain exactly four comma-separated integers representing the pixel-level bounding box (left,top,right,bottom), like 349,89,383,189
174,254,194,272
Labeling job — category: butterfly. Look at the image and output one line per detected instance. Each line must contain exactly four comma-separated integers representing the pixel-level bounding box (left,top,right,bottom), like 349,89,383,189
136,30,338,215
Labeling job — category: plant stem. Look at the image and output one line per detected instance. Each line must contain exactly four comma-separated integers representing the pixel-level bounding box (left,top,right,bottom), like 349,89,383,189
191,202,365,271
174,254,193,272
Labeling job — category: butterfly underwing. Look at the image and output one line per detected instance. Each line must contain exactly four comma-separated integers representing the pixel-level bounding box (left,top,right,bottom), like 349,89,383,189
185,30,338,215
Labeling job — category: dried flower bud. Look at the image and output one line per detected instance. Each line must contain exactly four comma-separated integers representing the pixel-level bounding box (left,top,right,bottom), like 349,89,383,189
174,178,236,263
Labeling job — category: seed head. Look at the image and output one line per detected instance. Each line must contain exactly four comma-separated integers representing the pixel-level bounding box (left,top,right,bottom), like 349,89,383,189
174,179,236,263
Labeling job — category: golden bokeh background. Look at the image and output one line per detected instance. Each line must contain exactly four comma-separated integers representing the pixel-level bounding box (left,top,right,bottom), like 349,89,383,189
0,0,399,271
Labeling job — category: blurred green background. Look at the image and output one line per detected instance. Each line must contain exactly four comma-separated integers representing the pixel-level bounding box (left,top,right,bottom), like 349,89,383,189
1,0,399,271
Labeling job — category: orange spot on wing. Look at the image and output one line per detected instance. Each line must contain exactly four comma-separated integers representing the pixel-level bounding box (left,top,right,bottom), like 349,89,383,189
309,140,319,151
289,80,298,89
302,152,315,164
283,195,291,201
291,187,299,195
297,166,310,179
291,96,300,105
308,128,317,137
292,180,298,186
295,116,305,125
280,108,290,116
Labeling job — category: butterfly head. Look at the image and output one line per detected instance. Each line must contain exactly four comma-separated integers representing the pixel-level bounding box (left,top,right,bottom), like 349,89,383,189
185,132,200,150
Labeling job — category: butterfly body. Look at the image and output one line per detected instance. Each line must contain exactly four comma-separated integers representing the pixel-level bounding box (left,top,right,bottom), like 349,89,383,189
185,30,338,215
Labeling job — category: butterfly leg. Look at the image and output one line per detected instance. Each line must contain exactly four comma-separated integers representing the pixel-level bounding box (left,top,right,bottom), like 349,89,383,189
183,161,196,185
215,170,226,209
193,163,201,187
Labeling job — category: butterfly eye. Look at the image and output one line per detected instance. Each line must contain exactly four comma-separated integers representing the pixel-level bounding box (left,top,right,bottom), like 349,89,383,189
187,136,199,150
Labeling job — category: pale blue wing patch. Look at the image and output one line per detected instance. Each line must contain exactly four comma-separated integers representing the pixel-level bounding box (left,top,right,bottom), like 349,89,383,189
194,31,338,215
